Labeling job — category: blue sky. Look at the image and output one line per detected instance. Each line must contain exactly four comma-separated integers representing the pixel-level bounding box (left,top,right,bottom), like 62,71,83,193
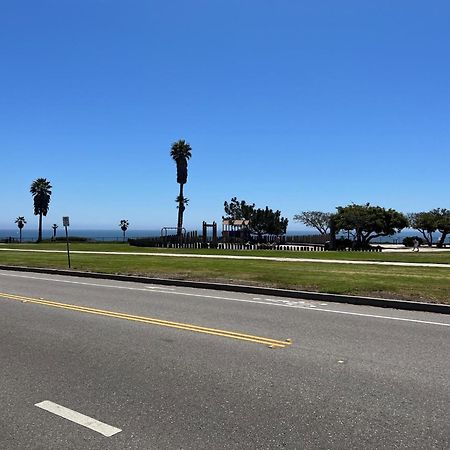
2,1,449,231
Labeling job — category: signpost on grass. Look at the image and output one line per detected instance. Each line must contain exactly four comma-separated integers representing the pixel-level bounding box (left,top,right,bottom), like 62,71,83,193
62,216,71,268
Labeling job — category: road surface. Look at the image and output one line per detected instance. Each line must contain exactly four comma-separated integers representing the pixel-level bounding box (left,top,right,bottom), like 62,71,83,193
0,269,449,449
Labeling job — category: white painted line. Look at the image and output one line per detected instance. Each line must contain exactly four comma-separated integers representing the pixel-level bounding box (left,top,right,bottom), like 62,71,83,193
35,401,121,437
1,271,450,328
146,286,175,290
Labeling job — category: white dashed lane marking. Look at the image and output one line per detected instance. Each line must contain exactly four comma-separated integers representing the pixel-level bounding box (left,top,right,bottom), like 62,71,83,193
35,401,122,437
146,286,175,290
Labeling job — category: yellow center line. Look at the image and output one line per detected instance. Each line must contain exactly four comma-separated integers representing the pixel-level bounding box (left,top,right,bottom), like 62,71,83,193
0,292,292,349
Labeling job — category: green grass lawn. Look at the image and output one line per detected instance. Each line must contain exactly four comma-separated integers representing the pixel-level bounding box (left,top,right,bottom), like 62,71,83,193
3,242,450,264
1,243,449,304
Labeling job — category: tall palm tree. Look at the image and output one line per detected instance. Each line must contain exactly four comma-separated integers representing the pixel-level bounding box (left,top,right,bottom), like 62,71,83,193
30,178,52,243
170,139,192,236
15,216,27,243
119,219,129,242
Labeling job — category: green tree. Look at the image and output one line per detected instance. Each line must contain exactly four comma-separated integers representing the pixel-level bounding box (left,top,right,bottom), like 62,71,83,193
408,212,437,246
293,211,332,235
119,219,130,242
409,209,450,247
170,140,192,236
334,203,408,247
434,208,450,247
30,178,52,243
249,207,289,241
223,197,288,242
223,197,255,222
15,216,27,243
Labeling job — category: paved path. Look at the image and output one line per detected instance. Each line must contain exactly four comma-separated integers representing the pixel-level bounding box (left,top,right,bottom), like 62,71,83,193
0,247,449,268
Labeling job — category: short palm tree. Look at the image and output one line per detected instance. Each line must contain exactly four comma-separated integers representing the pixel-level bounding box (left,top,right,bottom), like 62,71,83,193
119,219,129,242
52,223,58,240
170,140,192,236
30,178,52,243
15,216,27,243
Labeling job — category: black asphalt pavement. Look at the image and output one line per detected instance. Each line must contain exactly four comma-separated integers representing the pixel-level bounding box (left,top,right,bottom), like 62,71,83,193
0,269,449,449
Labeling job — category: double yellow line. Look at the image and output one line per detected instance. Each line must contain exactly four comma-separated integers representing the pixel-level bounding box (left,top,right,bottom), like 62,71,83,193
0,292,292,349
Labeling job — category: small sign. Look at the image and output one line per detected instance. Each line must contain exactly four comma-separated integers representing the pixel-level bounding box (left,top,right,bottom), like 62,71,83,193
63,216,70,227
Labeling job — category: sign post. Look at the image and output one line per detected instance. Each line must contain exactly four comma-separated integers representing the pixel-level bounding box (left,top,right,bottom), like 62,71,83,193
62,216,71,268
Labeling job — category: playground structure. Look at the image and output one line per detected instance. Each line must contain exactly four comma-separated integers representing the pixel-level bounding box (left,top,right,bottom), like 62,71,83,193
129,223,379,252
221,219,250,243
202,221,218,247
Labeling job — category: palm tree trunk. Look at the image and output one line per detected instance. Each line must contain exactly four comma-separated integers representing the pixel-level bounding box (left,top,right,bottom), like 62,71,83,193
19,228,22,243
177,183,184,237
38,213,43,243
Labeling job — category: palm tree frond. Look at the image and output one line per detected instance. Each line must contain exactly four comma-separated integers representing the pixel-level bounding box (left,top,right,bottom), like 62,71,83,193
170,139,192,161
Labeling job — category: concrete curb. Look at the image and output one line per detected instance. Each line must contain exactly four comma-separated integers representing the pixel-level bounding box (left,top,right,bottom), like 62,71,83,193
1,264,449,315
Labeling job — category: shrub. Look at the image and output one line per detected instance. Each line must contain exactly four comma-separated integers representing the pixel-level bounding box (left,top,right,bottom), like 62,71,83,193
335,238,354,250
46,236,91,242
129,237,160,247
402,236,424,247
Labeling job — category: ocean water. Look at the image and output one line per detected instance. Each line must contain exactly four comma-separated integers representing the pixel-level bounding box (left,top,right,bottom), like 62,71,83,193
1,228,446,243
0,229,161,242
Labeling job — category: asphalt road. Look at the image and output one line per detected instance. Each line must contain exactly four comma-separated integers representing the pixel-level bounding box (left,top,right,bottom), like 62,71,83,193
0,269,449,449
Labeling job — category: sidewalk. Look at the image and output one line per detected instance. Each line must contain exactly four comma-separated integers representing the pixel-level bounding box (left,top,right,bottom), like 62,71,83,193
379,244,450,253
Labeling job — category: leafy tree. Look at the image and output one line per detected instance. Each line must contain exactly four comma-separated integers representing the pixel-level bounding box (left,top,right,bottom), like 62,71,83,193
119,219,130,242
30,178,52,243
409,209,450,247
223,197,255,222
434,208,450,247
408,212,437,246
170,139,192,236
293,211,331,235
249,207,289,241
15,216,26,243
334,203,408,247
223,197,288,242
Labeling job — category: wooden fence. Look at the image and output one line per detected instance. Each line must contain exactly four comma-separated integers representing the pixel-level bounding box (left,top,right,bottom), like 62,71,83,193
129,235,382,252
217,243,326,251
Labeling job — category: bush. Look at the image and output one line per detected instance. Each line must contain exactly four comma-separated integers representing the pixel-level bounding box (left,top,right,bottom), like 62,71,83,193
45,236,91,242
402,236,424,247
129,237,160,247
325,238,381,251
334,238,354,250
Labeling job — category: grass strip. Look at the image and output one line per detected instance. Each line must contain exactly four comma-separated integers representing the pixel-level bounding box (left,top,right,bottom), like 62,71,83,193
2,243,450,264
0,247,449,304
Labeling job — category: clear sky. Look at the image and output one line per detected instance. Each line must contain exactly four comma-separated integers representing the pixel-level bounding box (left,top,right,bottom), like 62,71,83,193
2,1,449,231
